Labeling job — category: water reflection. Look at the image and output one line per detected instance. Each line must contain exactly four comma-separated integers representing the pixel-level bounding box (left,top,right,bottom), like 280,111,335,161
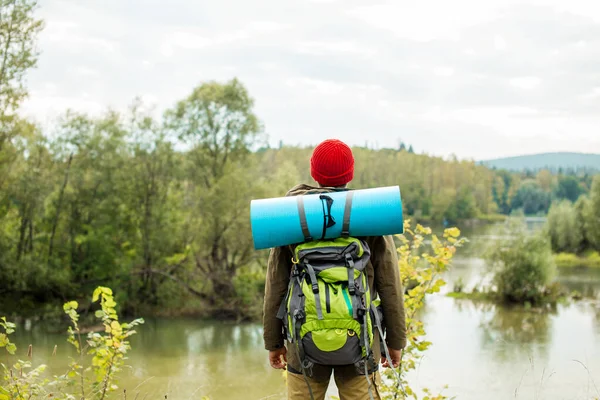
413,295,600,400
558,268,600,299
124,319,284,399
479,303,554,364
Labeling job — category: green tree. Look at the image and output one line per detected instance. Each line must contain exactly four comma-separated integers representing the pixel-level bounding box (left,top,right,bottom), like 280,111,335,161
445,187,477,221
510,181,550,215
574,195,591,251
546,200,582,253
487,219,556,304
0,0,43,117
587,176,600,250
164,78,265,317
119,101,189,310
0,0,44,188
554,175,583,202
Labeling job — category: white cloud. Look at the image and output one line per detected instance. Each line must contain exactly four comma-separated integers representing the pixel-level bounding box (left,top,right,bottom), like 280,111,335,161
584,87,600,98
509,77,542,90
161,31,214,56
285,77,345,96
71,66,99,76
346,0,498,41
247,21,289,32
494,35,507,50
20,0,600,159
433,67,455,77
295,40,377,56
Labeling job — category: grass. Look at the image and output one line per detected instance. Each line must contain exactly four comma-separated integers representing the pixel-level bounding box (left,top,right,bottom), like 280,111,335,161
447,291,496,302
554,251,600,269
475,213,508,223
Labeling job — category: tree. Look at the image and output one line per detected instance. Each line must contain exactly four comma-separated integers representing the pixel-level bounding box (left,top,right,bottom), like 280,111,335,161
164,78,264,317
0,0,44,197
574,195,591,251
487,219,556,304
0,0,44,139
587,176,600,250
511,181,550,215
536,169,553,192
555,175,583,202
546,201,582,253
121,102,186,309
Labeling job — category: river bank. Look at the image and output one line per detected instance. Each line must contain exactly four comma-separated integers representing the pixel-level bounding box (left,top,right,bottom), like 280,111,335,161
555,251,600,268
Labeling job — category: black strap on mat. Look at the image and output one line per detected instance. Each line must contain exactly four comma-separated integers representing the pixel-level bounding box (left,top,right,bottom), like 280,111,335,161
342,191,354,238
319,194,336,240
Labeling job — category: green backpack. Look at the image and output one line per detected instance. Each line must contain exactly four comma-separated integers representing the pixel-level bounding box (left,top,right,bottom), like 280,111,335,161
276,191,385,379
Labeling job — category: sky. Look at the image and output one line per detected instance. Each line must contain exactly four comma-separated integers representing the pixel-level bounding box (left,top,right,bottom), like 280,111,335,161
20,0,600,160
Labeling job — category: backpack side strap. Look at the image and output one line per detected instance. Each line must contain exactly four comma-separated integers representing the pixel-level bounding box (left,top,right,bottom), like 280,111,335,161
296,196,313,242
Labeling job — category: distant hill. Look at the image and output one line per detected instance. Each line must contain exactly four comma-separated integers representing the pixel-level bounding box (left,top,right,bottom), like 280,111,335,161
480,152,600,172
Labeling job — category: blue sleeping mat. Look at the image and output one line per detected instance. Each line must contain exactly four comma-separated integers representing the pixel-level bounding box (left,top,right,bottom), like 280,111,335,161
250,186,403,250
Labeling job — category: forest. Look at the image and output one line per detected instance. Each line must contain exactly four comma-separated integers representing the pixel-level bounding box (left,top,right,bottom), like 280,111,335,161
0,0,597,320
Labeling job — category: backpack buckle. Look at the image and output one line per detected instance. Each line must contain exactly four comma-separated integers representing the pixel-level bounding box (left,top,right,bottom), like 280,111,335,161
345,253,354,267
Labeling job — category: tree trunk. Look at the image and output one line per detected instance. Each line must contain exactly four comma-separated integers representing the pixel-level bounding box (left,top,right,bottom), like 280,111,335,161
16,212,28,261
210,275,239,319
48,153,73,258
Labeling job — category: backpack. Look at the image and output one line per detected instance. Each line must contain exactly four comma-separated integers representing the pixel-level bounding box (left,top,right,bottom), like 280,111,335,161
276,190,384,377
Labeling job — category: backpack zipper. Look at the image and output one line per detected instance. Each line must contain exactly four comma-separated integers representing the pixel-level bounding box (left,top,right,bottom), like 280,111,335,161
341,286,353,317
324,283,331,313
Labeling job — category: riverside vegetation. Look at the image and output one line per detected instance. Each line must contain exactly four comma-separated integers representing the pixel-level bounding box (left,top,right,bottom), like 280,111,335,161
1,0,598,320
1,222,466,400
449,175,600,306
1,287,144,400
2,1,600,399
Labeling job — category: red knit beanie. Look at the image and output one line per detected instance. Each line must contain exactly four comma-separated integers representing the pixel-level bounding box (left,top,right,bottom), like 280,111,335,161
310,139,354,187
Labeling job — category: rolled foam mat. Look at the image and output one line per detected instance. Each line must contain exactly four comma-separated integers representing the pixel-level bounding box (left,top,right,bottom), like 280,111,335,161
250,186,403,250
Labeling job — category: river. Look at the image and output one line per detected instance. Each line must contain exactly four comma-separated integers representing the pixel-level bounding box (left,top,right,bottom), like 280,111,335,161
8,222,600,399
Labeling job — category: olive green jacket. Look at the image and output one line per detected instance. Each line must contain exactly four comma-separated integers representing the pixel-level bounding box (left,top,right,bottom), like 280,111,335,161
262,184,407,355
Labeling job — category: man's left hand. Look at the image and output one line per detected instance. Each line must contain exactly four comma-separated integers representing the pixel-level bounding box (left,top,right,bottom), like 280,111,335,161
381,348,402,368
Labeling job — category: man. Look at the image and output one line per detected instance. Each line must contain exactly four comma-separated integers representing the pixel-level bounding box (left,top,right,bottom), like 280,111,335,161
262,139,407,399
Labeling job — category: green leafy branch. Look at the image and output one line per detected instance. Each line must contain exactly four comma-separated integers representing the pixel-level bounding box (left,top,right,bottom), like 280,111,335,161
381,221,466,400
1,286,144,400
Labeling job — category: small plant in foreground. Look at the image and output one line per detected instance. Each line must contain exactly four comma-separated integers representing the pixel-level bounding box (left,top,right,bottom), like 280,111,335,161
1,286,144,399
380,221,466,399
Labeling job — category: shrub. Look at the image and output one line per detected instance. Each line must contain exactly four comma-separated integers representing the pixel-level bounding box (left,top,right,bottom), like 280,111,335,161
1,286,143,400
381,221,466,399
546,200,583,253
486,219,556,304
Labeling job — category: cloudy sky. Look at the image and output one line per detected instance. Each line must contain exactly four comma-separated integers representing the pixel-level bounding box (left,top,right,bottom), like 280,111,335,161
21,0,600,160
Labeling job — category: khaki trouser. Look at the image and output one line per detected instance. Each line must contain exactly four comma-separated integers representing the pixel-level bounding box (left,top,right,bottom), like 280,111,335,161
287,365,382,400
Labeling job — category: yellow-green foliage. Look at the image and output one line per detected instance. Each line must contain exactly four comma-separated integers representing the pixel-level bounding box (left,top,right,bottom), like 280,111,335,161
554,251,600,268
0,286,143,400
380,221,466,399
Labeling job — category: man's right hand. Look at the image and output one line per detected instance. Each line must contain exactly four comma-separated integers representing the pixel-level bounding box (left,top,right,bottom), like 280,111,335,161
269,347,287,369
381,348,402,368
